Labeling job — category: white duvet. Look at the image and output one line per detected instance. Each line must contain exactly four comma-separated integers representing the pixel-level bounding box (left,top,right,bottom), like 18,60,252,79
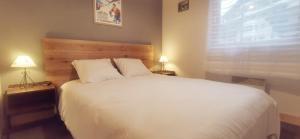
59,75,280,139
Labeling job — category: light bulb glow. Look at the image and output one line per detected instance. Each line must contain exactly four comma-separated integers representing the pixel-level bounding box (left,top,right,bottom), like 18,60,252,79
159,56,169,63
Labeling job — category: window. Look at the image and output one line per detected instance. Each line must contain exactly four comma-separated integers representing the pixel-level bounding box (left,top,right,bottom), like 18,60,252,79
207,0,300,79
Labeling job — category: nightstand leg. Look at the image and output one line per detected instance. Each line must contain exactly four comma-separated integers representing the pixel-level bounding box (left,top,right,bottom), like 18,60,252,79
3,94,10,139
2,119,10,139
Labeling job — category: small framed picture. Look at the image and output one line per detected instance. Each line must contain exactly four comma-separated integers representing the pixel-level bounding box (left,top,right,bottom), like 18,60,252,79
94,0,122,27
178,0,189,13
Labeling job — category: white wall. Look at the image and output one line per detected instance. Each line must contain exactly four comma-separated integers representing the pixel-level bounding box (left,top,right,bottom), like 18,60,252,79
271,90,300,116
163,0,208,78
163,0,300,117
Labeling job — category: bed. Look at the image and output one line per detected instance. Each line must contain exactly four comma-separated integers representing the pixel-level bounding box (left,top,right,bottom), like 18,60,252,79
43,38,280,139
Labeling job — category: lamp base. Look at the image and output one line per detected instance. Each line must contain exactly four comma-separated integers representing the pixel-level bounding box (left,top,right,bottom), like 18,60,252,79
19,68,35,88
161,63,166,71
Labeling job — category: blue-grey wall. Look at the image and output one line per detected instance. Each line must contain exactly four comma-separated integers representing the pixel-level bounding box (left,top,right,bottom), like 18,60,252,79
0,0,162,90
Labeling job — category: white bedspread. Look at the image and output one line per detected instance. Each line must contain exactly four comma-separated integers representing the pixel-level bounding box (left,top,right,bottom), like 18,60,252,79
59,75,280,139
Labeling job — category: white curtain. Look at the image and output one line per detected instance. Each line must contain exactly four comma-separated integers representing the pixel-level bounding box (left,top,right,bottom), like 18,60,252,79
207,0,300,79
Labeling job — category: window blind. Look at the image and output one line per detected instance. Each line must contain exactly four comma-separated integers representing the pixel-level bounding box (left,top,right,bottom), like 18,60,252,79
207,0,300,79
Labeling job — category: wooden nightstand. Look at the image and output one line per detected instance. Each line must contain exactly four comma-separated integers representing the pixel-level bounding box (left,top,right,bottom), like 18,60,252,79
152,70,176,76
2,81,57,138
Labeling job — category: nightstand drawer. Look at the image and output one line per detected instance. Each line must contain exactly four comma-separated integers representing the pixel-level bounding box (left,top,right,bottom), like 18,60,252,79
7,90,55,109
7,102,55,116
10,109,55,127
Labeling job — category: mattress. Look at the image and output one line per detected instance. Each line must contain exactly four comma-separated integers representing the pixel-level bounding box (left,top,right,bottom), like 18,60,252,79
59,75,280,139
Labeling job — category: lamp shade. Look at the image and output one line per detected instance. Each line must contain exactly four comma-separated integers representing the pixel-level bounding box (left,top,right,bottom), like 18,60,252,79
11,55,36,68
159,56,169,63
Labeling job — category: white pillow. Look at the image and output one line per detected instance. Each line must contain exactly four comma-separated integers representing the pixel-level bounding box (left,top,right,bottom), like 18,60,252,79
72,59,123,83
114,58,152,77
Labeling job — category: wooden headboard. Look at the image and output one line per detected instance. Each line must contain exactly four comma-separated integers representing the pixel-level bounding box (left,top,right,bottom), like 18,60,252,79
42,38,154,86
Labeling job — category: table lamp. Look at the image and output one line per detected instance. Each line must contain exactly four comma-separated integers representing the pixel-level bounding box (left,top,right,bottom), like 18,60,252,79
159,55,169,71
11,55,36,88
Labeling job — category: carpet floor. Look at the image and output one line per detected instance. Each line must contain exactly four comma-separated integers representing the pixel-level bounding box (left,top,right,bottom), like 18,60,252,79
3,119,300,139
5,118,72,139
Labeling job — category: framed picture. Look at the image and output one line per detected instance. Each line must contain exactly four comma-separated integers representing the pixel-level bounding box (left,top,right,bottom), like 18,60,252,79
178,0,189,13
94,0,122,26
